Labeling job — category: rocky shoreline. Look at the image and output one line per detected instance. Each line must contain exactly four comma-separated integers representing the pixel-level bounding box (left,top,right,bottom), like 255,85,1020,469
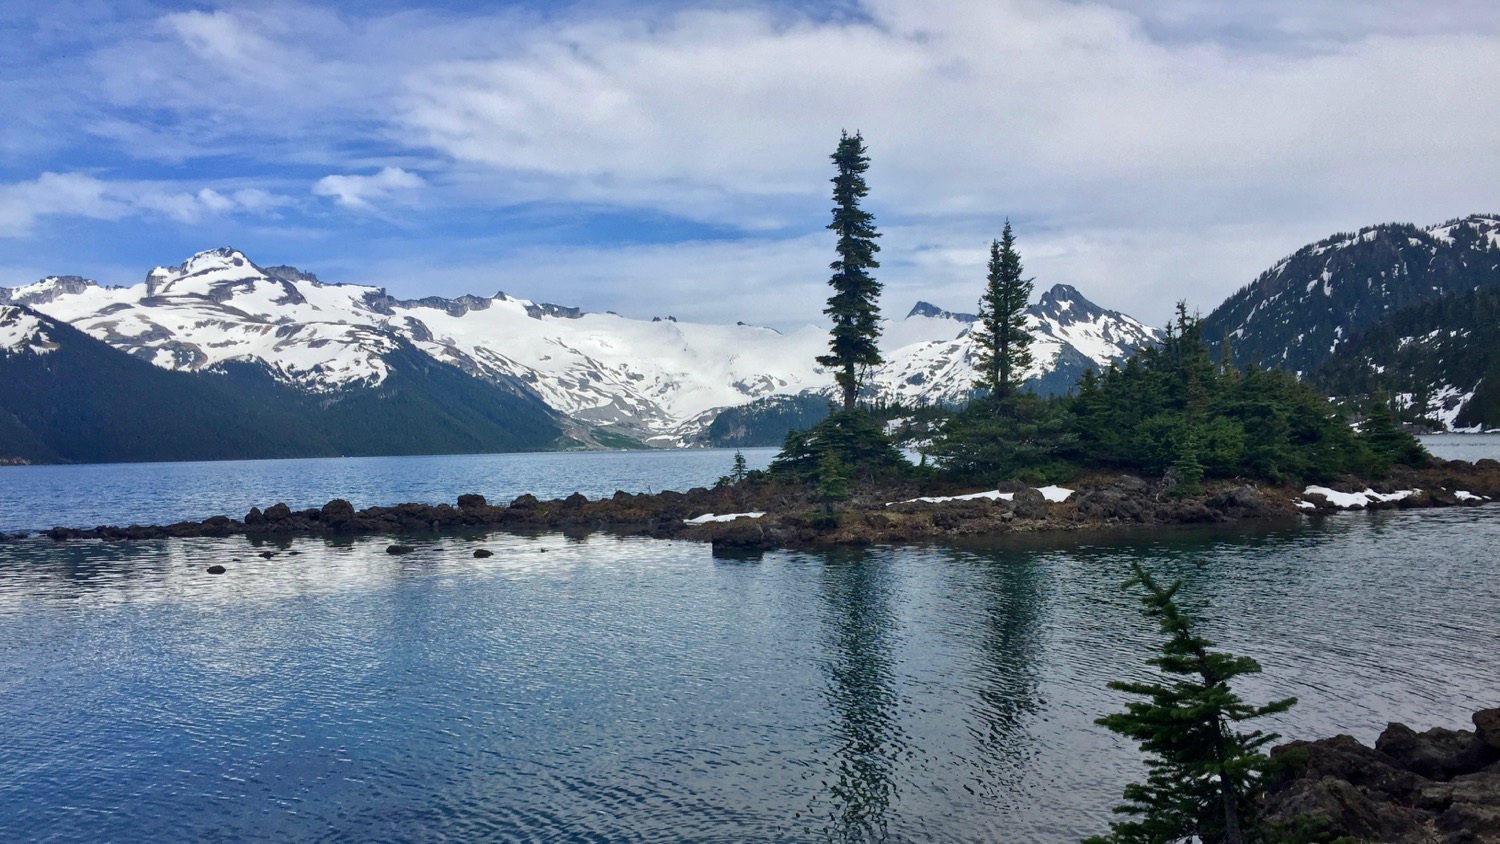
7,459,1498,551
1264,708,1500,842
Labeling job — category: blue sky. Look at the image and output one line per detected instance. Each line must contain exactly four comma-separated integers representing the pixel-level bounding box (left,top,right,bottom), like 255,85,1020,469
3,0,1498,328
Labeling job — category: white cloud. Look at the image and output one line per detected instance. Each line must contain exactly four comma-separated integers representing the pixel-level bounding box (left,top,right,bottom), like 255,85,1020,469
313,167,425,209
12,1,1500,324
0,172,293,236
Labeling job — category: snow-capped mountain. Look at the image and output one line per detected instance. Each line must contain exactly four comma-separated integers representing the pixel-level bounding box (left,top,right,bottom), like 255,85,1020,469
1199,213,1500,429
873,283,1163,405
3,248,1158,445
1201,214,1500,376
0,306,58,357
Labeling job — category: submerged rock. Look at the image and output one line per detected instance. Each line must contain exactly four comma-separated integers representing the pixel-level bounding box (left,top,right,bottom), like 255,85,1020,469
206,564,226,574
386,544,415,555
473,549,493,558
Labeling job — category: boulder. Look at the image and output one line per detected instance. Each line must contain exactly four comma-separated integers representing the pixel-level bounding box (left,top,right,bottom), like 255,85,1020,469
1376,722,1496,781
509,494,539,510
244,506,266,525
205,564,226,574
1012,487,1048,520
321,499,356,520
263,502,293,522
1475,709,1500,752
1261,776,1428,842
473,549,493,558
562,492,589,509
386,544,415,555
457,493,487,509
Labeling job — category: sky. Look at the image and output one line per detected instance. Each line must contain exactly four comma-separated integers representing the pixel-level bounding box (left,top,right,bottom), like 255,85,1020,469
2,0,1498,330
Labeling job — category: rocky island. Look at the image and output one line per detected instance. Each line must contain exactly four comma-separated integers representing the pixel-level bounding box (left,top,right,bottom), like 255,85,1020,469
17,458,1498,554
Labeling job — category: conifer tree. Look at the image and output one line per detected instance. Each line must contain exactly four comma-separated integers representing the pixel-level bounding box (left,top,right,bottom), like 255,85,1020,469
1086,563,1296,844
973,221,1034,403
817,131,883,412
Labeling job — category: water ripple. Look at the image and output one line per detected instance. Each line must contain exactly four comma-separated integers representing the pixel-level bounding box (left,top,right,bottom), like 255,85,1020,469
0,508,1497,841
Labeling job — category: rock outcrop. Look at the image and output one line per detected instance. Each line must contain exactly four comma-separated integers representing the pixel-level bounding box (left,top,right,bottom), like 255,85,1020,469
1263,708,1500,843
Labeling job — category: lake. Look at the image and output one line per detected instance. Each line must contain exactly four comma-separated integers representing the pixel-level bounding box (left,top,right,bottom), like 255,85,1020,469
0,438,1497,842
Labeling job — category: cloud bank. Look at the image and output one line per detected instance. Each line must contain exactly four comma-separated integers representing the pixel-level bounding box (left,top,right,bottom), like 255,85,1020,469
3,0,1498,327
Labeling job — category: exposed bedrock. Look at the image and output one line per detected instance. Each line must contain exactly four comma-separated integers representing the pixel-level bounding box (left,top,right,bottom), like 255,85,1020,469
1263,708,1500,843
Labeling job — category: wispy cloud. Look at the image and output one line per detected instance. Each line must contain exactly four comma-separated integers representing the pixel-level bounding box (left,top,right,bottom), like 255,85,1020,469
0,173,293,236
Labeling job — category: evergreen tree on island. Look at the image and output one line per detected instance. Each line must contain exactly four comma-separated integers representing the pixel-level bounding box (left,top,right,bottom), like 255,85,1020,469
972,220,1034,403
817,130,883,412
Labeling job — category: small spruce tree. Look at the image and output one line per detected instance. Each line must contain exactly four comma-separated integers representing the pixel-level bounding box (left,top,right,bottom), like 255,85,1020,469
973,220,1034,404
816,131,883,412
1086,562,1296,844
730,448,749,483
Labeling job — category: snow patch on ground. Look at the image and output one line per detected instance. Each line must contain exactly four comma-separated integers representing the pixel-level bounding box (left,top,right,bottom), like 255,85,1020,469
1303,486,1417,508
1455,491,1487,502
889,486,1074,506
683,512,766,524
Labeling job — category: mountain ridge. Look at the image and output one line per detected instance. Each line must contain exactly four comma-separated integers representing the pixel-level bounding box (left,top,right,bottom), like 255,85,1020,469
3,248,1159,448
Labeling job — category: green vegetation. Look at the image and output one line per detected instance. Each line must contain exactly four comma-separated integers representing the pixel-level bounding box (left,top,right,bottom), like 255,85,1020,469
590,428,652,450
973,220,1034,401
929,304,1426,488
1085,563,1296,844
705,393,833,447
816,130,884,412
768,410,908,485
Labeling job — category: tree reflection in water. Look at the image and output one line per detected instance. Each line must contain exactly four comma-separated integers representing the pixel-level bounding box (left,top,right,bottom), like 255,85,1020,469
952,548,1047,801
807,549,909,842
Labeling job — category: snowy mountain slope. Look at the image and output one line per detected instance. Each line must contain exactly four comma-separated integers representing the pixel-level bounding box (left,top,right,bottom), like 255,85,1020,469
4,248,1157,443
872,283,1162,405
0,306,58,357
1201,213,1500,377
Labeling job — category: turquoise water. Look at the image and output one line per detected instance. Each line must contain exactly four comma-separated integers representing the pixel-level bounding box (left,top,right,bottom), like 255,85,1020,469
1,506,1497,842
2,442,1497,841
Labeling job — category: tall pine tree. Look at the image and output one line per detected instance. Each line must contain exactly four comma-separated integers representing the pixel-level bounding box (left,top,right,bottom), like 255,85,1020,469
817,131,883,412
973,220,1034,403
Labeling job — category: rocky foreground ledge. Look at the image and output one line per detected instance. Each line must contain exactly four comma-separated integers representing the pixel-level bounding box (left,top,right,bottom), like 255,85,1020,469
1264,707,1500,843
11,459,1499,550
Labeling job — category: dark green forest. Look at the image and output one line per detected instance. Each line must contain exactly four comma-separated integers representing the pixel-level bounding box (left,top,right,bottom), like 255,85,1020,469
1315,285,1500,430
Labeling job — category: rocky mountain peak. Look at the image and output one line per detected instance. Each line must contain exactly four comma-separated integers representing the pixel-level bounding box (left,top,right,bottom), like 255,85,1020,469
263,265,323,285
906,301,977,322
1033,283,1107,324
0,275,99,307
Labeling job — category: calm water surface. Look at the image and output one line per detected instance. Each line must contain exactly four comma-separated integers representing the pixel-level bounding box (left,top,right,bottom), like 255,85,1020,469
1,440,1498,841
0,448,780,534
1,507,1497,842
